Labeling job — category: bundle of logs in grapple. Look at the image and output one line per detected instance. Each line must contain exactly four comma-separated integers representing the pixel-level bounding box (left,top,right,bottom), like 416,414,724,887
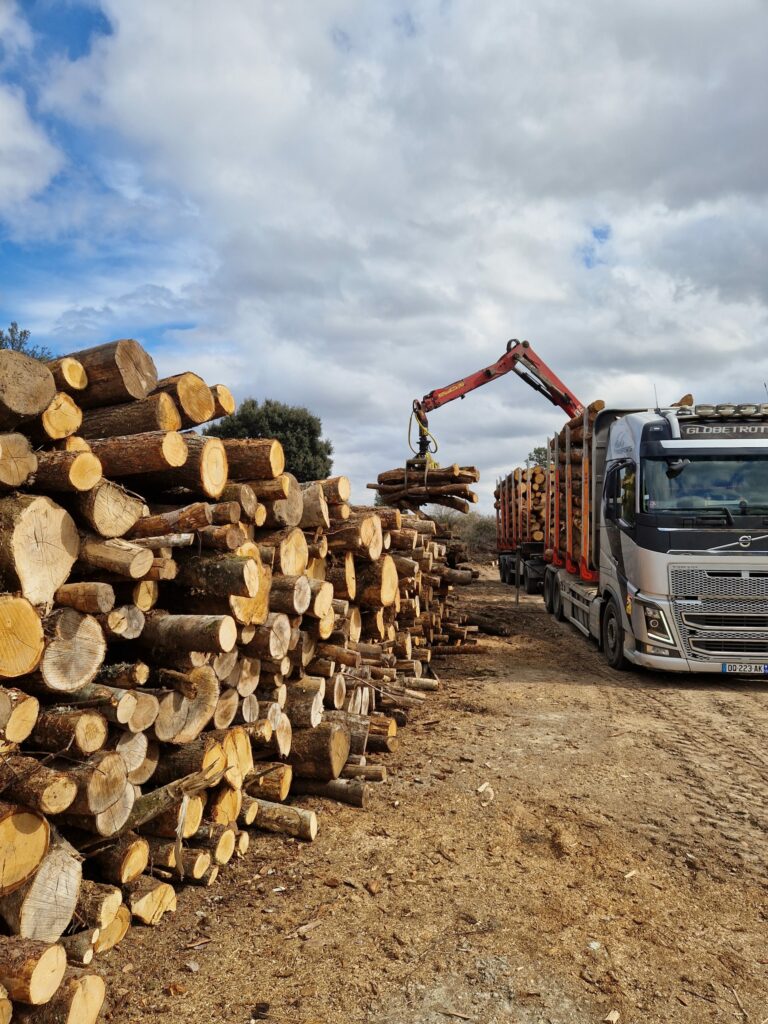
0,339,476,1023
370,460,480,513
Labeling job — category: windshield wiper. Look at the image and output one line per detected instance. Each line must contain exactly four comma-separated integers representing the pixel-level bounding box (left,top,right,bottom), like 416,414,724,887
673,506,735,525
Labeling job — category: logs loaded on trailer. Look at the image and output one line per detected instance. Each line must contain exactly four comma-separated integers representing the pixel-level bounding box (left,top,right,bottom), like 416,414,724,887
370,460,480,513
0,339,477,1020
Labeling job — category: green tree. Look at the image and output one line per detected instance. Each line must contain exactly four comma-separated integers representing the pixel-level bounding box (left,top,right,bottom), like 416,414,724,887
0,322,52,361
206,398,333,482
526,445,549,467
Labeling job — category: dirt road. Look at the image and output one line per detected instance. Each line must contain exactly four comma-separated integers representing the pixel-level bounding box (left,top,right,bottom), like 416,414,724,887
105,568,768,1024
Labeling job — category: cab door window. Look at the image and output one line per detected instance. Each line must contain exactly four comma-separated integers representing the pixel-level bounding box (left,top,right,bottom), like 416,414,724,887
618,464,636,526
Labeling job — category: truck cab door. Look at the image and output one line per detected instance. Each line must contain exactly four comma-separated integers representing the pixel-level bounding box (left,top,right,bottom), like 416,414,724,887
602,462,638,592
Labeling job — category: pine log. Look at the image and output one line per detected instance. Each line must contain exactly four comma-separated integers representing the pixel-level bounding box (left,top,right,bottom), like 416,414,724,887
97,605,145,640
284,677,324,728
327,515,382,561
268,574,311,615
141,612,237,655
320,476,351,503
92,903,130,951
27,388,80,441
111,729,157,785
0,802,49,899
90,833,149,884
0,756,76,815
30,450,101,493
326,550,356,601
191,823,236,864
305,578,334,619
356,555,398,608
60,780,136,837
152,666,219,744
0,351,56,431
122,876,176,925
62,339,157,408
58,930,95,966
29,707,106,757
95,662,149,688
0,832,81,942
299,481,330,529
138,794,205,840
153,373,214,427
251,799,317,841
220,438,285,481
211,384,236,419
341,763,387,782
0,937,66,1005
46,356,88,393
37,609,106,694
242,613,292,660
128,501,213,539
246,475,290,501
261,472,303,528
177,553,259,598
0,433,37,489
73,479,144,538
325,710,370,756
291,777,368,807
211,500,241,525
220,481,258,521
63,751,127,816
288,721,350,781
125,434,228,499
245,761,292,802
0,496,79,606
77,535,154,579
256,526,308,575
0,687,38,745
79,392,180,439
212,688,238,729
86,430,188,476
54,582,115,615
13,967,105,1024
150,736,226,787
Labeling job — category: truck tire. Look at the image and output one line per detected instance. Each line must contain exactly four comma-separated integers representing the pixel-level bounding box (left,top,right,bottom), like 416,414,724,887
551,578,565,621
602,598,627,671
524,567,537,595
498,561,506,583
543,571,554,613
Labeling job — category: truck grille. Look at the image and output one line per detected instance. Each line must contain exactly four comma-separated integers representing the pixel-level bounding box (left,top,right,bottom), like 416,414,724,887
669,568,768,660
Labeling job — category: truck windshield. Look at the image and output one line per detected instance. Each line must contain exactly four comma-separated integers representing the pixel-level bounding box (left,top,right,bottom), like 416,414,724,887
642,456,768,513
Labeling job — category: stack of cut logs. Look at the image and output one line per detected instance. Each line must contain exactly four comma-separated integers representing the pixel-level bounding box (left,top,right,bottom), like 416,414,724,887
517,465,546,543
0,340,475,1022
554,400,604,567
371,460,480,513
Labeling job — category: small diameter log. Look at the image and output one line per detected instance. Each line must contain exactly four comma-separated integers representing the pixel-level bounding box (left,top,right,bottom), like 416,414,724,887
211,384,236,418
77,535,154,579
245,762,292,802
153,373,214,427
204,783,242,824
0,597,44,681
211,500,241,525
0,937,66,1005
177,553,259,598
299,481,330,529
261,472,303,528
0,495,79,606
326,551,357,601
141,612,237,655
39,609,106,694
256,526,308,575
80,391,180,439
221,481,258,520
0,688,39,745
305,578,334,619
45,356,88,393
63,339,157,408
356,555,399,608
0,832,81,942
0,351,55,430
191,823,236,864
0,433,37,489
32,392,82,441
269,574,311,615
60,781,136,837
86,430,188,476
325,710,370,756
212,689,238,729
0,756,77,815
72,879,121,932
152,666,219,744
58,930,95,966
284,677,324,728
125,435,228,499
0,802,50,897
341,763,387,782
95,662,149,688
220,438,285,481
150,736,226,787
291,778,369,807
54,582,115,615
320,476,351,503
245,475,290,502
288,721,351,781
98,605,145,641
140,794,206,840
238,794,259,827
92,903,130,951
57,683,137,728
241,612,292,660
90,832,149,884
127,501,212,539
14,968,105,1024
74,479,144,538
30,708,107,757
252,799,317,841
31,450,101,493
111,729,157,785
64,751,127,816
122,876,176,926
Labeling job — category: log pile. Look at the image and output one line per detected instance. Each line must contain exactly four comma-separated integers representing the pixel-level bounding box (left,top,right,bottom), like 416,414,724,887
494,464,548,550
552,400,604,575
370,459,480,513
0,340,477,1020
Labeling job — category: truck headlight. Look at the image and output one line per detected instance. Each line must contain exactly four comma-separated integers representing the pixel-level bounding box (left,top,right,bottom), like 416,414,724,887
641,603,674,645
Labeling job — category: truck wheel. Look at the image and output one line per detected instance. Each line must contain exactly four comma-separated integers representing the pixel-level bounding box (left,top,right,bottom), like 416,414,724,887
498,561,506,583
602,599,627,671
524,567,537,595
551,579,565,621
543,572,554,613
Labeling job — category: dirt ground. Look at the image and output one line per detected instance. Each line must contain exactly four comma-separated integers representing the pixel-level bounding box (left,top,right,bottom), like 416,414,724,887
104,567,768,1024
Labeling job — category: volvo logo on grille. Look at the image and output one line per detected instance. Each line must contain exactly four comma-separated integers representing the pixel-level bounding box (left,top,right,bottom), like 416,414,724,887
739,535,753,549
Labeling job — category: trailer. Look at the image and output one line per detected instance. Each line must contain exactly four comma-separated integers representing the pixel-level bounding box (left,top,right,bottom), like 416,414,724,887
495,463,548,593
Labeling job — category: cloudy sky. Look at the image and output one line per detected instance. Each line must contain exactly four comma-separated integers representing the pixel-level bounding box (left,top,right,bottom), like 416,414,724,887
1,0,767,509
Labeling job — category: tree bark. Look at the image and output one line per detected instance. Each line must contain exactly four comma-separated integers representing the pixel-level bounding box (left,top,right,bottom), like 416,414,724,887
79,392,180,439
125,434,228,499
0,756,77,815
219,438,285,481
268,574,311,615
77,535,154,579
177,553,259,598
62,339,157,408
261,471,303,528
356,555,399,608
288,721,351,780
152,373,214,427
0,937,66,1005
86,430,188,476
30,450,101,493
291,778,369,807
89,833,148,885
128,501,212,539
54,582,115,615
251,799,317,841
141,611,237,655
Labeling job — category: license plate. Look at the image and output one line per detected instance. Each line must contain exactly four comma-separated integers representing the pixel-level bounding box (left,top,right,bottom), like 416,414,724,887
721,663,768,674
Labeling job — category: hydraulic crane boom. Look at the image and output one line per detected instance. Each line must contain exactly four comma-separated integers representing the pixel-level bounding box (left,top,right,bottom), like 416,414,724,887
411,339,583,457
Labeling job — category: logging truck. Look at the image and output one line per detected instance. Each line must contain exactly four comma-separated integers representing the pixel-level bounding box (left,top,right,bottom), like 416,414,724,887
498,401,768,674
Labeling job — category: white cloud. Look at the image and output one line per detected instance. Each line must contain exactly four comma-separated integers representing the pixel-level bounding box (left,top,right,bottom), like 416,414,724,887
9,0,768,507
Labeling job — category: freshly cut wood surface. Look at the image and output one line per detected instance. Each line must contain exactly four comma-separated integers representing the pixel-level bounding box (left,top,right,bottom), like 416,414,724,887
0,433,37,489
54,581,115,614
91,833,148,885
211,384,236,418
31,450,101,492
288,721,351,781
262,472,303,528
0,756,77,816
80,392,180,438
0,351,56,431
153,373,214,427
30,707,107,756
46,356,88,393
74,479,144,538
220,437,285,481
39,609,106,693
78,535,154,578
36,393,82,441
0,833,81,941
0,936,66,1005
0,495,79,606
126,435,228,499
0,687,38,744
14,968,106,1024
0,597,44,680
65,339,158,408
0,801,50,897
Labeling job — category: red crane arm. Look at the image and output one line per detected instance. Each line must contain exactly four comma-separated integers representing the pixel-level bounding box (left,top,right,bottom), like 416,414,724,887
415,339,583,422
